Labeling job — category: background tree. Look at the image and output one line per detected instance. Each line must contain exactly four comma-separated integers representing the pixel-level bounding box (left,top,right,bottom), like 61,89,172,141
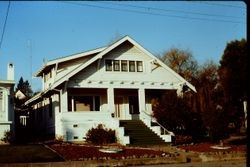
16,77,33,97
160,48,199,82
218,39,247,133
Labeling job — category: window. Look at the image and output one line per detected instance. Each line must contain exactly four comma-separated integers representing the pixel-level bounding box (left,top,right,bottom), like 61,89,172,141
113,60,120,71
94,96,100,111
75,96,93,111
68,96,100,112
105,60,112,71
105,59,143,73
129,61,135,72
136,61,143,72
121,60,128,72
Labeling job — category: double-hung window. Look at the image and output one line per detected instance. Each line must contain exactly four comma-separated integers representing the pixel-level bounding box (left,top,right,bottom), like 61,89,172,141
136,61,143,72
121,60,128,72
105,60,112,71
129,61,136,72
113,60,120,71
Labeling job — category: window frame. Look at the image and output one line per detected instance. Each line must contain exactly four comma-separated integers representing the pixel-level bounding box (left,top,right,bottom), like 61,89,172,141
129,61,136,72
68,95,100,112
136,61,143,72
105,59,113,71
113,60,120,71
121,60,128,72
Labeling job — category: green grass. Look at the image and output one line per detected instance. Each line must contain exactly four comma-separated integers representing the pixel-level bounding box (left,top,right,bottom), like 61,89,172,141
0,144,64,163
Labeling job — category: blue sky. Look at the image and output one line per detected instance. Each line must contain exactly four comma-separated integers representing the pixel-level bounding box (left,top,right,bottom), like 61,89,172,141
0,1,246,92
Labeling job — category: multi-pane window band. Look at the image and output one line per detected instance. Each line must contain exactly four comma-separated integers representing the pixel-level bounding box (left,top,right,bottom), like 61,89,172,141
129,61,135,72
105,59,112,71
113,60,120,71
136,61,143,72
121,60,128,72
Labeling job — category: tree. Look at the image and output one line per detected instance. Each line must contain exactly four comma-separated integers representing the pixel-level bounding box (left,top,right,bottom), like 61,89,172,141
218,39,247,133
15,77,33,97
194,60,219,113
153,90,205,143
218,39,247,103
160,48,199,82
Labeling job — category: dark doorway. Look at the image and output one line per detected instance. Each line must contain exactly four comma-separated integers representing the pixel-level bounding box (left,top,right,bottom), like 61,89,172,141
129,96,139,115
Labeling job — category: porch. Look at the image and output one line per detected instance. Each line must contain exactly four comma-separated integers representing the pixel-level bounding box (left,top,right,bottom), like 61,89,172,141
61,88,166,120
57,88,173,143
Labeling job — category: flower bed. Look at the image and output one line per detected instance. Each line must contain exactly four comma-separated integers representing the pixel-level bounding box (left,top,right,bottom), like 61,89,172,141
48,143,175,161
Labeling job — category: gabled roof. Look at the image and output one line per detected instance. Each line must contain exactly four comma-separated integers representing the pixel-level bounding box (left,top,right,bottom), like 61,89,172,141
34,46,107,77
26,35,196,105
51,35,196,92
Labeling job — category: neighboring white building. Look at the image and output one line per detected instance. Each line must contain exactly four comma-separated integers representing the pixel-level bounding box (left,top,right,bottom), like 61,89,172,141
0,63,15,140
25,36,196,145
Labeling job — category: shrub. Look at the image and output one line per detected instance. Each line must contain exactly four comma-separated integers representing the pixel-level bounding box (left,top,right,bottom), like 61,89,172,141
85,124,117,145
1,131,12,143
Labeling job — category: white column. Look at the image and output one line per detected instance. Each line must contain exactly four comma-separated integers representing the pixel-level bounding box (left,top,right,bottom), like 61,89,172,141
243,100,247,128
107,88,115,113
138,88,146,114
60,90,68,113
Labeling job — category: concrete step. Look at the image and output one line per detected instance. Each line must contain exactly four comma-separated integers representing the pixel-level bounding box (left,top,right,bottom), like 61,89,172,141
119,120,167,146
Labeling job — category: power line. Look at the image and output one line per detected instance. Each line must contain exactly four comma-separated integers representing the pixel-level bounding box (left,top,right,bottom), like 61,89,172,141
0,1,11,51
189,1,245,9
97,1,244,20
62,1,245,24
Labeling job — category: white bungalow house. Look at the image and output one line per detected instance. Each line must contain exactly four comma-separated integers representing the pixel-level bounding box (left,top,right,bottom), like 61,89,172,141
0,63,15,141
25,36,196,145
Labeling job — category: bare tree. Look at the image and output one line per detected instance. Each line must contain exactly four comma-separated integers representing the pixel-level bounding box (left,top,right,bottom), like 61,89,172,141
160,48,198,82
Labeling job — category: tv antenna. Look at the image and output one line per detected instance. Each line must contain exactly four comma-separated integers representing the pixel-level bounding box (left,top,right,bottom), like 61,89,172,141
27,39,33,89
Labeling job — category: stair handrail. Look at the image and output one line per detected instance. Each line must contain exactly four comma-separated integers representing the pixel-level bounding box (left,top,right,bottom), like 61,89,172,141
141,110,175,136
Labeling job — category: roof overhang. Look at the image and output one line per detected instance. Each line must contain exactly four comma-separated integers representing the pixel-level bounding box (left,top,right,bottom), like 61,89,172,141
34,47,107,77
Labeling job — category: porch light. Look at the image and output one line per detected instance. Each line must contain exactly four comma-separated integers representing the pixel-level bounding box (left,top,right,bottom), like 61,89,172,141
120,81,124,84
88,81,92,84
99,81,103,84
141,82,144,85
110,81,114,84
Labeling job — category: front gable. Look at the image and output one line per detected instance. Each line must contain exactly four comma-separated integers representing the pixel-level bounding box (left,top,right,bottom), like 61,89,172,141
68,38,193,91
32,35,195,93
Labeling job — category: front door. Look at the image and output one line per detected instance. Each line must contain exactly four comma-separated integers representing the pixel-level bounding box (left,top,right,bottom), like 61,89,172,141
129,96,139,120
115,97,124,119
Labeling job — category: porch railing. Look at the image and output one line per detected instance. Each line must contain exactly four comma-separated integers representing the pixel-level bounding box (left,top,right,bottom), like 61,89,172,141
141,110,174,136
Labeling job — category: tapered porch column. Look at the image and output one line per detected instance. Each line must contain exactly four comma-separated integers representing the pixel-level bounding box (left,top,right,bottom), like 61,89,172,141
60,89,68,112
107,87,115,113
138,88,146,114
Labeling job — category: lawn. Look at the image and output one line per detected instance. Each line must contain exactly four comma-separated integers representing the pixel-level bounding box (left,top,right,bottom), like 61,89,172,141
0,144,64,163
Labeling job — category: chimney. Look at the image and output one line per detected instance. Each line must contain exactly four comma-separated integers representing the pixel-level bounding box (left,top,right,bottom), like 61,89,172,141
7,63,14,80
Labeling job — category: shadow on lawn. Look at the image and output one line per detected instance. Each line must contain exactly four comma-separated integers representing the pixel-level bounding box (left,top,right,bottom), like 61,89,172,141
0,144,64,163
